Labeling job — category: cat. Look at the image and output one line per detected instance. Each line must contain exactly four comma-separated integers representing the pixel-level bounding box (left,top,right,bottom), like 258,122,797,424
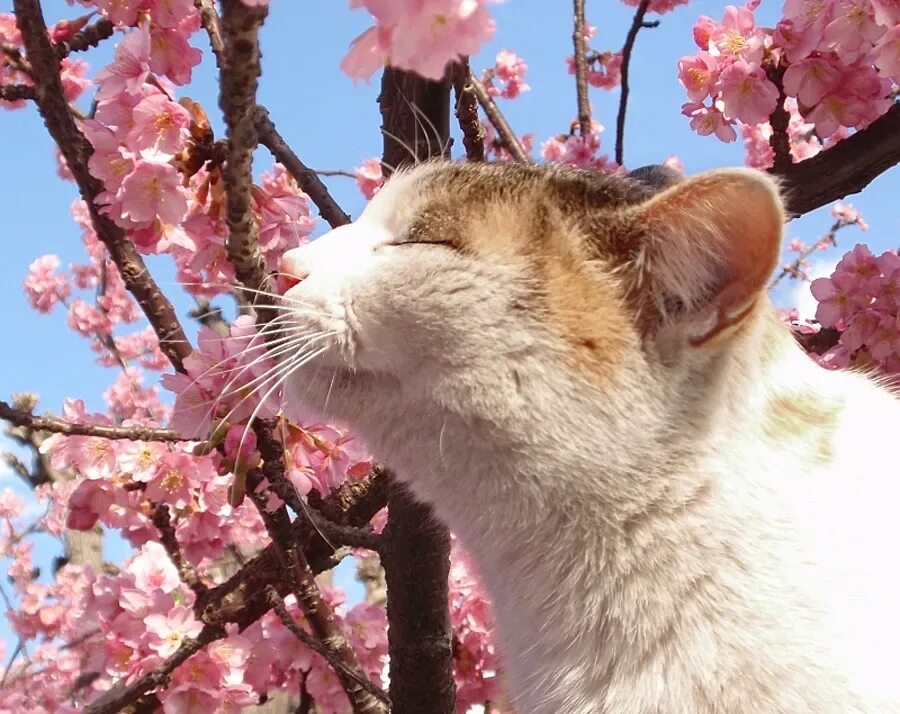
277,161,900,713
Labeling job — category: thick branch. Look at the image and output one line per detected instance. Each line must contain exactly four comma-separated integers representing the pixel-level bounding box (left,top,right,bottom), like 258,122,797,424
468,70,530,163
255,107,352,229
793,326,840,355
0,400,183,442
572,0,591,138
766,65,791,173
382,484,455,714
218,0,271,313
452,60,485,162
771,102,900,217
379,67,456,714
13,0,193,372
615,0,659,166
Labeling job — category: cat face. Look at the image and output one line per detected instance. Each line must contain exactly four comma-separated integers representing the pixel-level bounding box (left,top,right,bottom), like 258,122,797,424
277,161,784,422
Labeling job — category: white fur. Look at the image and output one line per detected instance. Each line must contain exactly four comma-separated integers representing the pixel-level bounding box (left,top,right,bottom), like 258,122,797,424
279,167,900,713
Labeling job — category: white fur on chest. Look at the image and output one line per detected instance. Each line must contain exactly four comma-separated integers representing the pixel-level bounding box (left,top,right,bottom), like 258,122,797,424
350,343,900,714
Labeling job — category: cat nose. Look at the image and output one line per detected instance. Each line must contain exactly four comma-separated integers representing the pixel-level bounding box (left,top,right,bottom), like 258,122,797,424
277,253,310,294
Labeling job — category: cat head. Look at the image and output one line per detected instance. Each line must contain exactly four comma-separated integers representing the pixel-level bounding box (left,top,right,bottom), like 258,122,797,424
277,161,784,423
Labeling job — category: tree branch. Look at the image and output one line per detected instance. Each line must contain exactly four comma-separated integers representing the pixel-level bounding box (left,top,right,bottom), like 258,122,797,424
452,60,485,162
615,0,659,166
83,625,224,714
266,586,390,707
53,18,115,59
218,0,271,315
0,399,183,442
379,66,456,714
193,0,226,69
255,107,352,229
248,476,388,714
0,84,34,102
13,0,193,373
766,65,791,173
468,70,530,163
151,504,207,597
572,0,592,138
770,102,900,217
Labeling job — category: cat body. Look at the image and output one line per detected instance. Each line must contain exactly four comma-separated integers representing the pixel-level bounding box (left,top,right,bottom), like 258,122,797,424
279,162,899,713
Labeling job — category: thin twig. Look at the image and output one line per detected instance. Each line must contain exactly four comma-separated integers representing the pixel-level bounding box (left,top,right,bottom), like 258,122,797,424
53,18,115,58
310,168,358,178
452,60,485,162
248,479,388,714
769,219,845,289
468,70,530,163
151,504,208,597
255,107,352,229
13,0,193,372
0,400,183,442
266,586,390,707
83,625,224,714
572,0,592,137
615,0,660,165
194,0,226,68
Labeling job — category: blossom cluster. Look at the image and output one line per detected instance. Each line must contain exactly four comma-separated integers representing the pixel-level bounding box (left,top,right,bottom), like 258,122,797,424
679,1,897,161
810,244,900,371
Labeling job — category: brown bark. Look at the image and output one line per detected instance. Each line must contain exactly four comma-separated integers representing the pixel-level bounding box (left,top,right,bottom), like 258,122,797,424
12,0,193,372
770,102,900,217
379,67,456,714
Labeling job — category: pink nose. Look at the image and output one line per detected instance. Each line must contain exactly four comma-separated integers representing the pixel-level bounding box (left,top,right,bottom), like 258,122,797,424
277,255,309,294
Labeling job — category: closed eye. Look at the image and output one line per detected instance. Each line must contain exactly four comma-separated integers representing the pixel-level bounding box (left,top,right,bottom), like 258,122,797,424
391,239,457,249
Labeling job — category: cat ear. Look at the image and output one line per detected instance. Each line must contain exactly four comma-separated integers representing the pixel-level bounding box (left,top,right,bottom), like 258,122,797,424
628,168,783,346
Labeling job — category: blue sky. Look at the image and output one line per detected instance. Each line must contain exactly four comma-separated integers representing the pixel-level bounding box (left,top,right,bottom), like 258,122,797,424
0,0,895,652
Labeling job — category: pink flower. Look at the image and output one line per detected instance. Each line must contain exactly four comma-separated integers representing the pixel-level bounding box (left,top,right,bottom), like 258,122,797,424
24,255,71,313
66,479,115,531
693,15,717,48
152,0,199,29
718,60,779,125
823,0,887,62
146,451,212,508
149,26,202,85
96,26,152,100
677,52,719,102
709,4,759,59
118,159,188,226
491,49,530,98
873,25,900,82
783,57,841,107
869,313,900,362
127,94,191,156
343,0,496,81
682,101,737,142
130,541,180,593
95,0,143,26
353,158,384,200
831,202,867,229
145,606,204,657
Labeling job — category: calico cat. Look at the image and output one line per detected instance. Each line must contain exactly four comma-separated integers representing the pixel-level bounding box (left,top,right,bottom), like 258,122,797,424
278,161,899,713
